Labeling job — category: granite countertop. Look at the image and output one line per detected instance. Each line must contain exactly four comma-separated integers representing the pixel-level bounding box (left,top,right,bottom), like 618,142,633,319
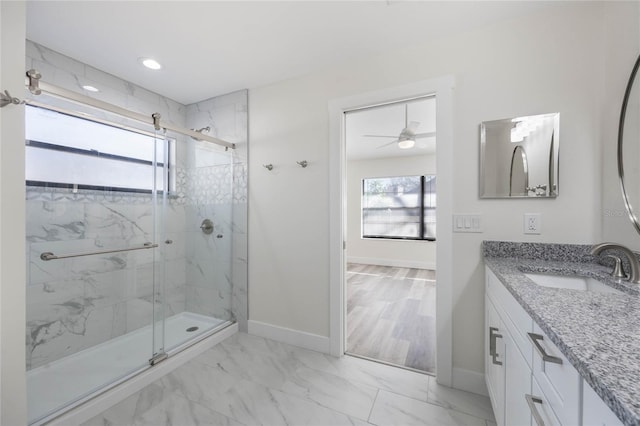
483,241,640,426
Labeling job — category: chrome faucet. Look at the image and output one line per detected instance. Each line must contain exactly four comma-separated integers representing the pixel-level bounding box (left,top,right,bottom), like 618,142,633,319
590,242,640,284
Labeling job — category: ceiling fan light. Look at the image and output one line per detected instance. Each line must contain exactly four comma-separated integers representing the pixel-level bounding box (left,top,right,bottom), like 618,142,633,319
398,138,415,149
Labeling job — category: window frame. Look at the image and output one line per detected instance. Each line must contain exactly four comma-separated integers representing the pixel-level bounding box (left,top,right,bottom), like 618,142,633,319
361,174,436,242
25,105,174,194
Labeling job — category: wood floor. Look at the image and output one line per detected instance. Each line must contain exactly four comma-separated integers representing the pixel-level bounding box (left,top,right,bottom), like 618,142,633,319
346,263,436,374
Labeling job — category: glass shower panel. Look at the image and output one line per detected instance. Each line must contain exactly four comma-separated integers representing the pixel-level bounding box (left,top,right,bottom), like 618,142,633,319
151,133,168,361
25,106,167,424
164,137,234,352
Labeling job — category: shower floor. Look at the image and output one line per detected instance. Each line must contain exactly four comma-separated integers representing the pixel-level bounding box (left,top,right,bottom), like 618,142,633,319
27,311,227,424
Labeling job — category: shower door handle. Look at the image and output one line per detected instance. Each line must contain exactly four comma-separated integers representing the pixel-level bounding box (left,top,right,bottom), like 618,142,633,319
40,242,158,261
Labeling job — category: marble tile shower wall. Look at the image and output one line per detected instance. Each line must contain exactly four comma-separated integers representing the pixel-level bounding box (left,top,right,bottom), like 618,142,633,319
186,90,248,331
24,41,249,368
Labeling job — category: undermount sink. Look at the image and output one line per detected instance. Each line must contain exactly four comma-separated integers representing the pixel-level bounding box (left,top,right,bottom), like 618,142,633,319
524,272,623,295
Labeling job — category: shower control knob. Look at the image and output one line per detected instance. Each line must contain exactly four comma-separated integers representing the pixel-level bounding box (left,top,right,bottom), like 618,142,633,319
217,234,223,239
200,219,214,235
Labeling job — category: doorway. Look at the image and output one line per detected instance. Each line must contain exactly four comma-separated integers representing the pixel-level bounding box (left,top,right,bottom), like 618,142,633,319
328,76,454,385
343,97,437,374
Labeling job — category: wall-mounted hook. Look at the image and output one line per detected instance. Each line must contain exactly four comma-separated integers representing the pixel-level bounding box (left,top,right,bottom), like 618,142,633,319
263,164,274,171
297,160,308,168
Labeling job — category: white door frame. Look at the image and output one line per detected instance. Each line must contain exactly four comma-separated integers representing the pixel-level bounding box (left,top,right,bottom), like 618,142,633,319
328,76,455,386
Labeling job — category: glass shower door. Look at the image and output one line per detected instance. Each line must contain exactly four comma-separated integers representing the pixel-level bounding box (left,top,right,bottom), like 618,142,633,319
161,134,235,353
25,104,168,424
151,131,169,364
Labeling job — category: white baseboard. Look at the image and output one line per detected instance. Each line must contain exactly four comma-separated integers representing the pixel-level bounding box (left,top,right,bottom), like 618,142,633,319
46,323,238,426
248,320,331,354
347,256,435,270
451,367,489,397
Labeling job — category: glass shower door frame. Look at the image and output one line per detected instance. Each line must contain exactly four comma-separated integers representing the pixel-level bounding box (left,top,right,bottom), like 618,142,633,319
150,131,169,365
25,106,170,424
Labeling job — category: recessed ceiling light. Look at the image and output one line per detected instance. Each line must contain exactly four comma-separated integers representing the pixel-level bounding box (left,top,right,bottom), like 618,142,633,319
82,85,99,92
139,58,162,70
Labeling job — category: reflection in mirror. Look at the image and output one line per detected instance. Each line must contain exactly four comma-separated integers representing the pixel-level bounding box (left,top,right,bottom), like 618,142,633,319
480,112,559,198
509,146,528,196
619,54,640,235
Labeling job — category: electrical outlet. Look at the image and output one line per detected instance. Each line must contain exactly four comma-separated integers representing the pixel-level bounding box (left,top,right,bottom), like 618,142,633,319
524,213,541,234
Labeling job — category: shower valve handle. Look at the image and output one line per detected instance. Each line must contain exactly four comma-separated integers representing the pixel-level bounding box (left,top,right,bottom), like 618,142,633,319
200,219,214,235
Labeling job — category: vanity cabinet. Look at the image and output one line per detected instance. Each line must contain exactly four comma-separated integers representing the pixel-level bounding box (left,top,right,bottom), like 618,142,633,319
485,267,583,426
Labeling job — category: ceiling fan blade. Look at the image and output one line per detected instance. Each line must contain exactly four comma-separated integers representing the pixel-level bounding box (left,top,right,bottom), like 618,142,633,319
377,139,400,148
363,134,400,138
414,131,436,139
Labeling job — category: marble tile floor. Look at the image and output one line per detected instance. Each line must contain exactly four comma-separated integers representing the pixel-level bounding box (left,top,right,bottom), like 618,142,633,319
84,332,495,426
346,263,436,373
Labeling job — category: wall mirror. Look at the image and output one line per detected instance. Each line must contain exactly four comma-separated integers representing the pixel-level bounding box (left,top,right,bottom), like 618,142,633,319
619,54,640,235
480,112,559,198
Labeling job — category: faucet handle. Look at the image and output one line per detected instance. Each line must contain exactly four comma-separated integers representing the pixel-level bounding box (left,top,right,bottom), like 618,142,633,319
605,255,627,280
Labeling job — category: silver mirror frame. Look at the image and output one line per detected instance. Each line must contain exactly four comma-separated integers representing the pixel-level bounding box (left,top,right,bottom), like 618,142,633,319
618,53,640,235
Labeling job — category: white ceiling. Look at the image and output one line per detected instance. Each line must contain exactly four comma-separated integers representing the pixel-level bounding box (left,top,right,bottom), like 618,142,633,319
346,97,436,160
26,1,556,105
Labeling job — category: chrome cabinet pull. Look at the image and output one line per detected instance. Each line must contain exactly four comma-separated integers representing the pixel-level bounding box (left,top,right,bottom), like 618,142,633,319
528,332,563,365
489,327,503,365
489,327,503,354
525,394,546,426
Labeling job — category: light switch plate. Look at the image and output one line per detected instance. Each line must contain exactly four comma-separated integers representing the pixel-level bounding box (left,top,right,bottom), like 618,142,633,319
453,214,483,233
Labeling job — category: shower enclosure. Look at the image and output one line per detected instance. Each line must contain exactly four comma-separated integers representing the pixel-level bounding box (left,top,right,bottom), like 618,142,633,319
24,92,237,424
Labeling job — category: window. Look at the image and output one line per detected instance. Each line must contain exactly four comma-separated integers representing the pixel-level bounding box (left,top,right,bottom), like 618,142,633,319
362,175,436,241
25,105,173,193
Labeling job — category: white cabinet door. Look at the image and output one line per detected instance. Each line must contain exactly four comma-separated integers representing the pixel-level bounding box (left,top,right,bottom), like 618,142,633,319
504,330,532,426
486,295,506,426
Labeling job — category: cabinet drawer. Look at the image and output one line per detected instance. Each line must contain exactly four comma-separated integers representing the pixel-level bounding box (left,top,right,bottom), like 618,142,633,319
486,269,534,367
528,377,562,426
531,323,581,426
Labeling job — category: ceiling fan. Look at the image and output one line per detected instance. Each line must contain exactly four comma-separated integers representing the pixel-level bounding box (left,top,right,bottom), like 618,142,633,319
364,104,436,149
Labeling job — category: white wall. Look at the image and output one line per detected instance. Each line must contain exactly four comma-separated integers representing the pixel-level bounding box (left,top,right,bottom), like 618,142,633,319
249,2,614,376
346,155,436,269
0,2,28,424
